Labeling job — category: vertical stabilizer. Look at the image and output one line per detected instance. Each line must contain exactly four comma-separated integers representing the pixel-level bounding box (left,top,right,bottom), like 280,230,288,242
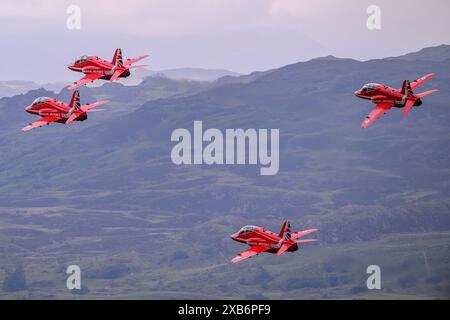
278,220,292,240
68,90,81,113
112,48,123,67
401,80,413,95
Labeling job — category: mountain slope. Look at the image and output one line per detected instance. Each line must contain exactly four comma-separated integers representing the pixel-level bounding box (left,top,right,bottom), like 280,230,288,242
0,46,449,299
387,44,450,62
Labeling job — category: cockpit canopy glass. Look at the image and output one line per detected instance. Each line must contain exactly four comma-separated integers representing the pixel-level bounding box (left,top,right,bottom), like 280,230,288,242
74,55,88,64
238,226,257,235
32,97,49,106
360,83,379,93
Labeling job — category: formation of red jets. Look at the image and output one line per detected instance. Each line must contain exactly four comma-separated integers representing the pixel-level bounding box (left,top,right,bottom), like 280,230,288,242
21,48,438,132
19,48,440,264
21,48,148,132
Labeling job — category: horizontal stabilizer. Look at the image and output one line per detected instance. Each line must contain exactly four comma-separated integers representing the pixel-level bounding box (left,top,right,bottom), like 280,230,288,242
110,70,123,82
124,55,149,67
295,239,318,244
416,89,438,98
128,65,148,69
276,243,294,256
403,99,416,117
291,229,318,240
411,73,435,91
80,100,110,112
66,112,81,124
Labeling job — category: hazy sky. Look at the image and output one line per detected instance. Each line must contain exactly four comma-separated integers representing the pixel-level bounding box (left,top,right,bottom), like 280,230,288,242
1,0,449,82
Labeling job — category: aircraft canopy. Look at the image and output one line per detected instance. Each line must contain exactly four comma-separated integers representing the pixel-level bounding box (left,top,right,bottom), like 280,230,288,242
75,55,88,64
32,97,50,105
360,83,380,92
238,226,258,235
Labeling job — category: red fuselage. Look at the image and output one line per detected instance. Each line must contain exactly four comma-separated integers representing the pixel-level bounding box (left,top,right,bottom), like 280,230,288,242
354,83,422,108
68,56,130,80
231,226,298,254
25,97,86,123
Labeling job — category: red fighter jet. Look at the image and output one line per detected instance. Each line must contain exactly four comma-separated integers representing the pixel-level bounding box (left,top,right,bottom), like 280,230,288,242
67,48,149,90
22,90,109,132
355,73,438,128
230,220,318,263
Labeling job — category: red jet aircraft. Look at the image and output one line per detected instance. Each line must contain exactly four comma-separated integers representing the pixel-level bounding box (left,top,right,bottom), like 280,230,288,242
230,220,318,263
67,48,149,90
354,73,438,128
22,90,109,132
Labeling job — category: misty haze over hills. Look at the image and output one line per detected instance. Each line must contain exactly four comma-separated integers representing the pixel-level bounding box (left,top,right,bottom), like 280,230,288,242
0,68,240,98
0,45,449,299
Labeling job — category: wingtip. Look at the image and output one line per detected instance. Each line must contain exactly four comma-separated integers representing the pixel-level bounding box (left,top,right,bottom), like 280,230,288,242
361,118,370,129
21,125,33,132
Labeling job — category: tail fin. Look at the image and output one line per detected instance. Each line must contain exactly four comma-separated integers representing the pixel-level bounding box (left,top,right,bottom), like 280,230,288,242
278,220,292,241
401,80,413,95
68,90,81,113
112,48,123,67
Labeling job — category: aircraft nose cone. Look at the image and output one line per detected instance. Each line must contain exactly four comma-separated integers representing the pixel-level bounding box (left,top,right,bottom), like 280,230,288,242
231,233,238,240
25,105,33,113
354,91,360,96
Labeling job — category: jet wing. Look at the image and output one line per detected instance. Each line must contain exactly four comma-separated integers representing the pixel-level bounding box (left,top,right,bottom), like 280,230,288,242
124,55,149,67
410,73,435,91
291,229,318,240
231,246,270,264
68,73,103,90
361,103,394,129
22,116,61,132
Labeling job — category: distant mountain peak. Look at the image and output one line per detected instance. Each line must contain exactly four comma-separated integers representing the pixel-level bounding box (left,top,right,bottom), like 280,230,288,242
314,55,343,61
